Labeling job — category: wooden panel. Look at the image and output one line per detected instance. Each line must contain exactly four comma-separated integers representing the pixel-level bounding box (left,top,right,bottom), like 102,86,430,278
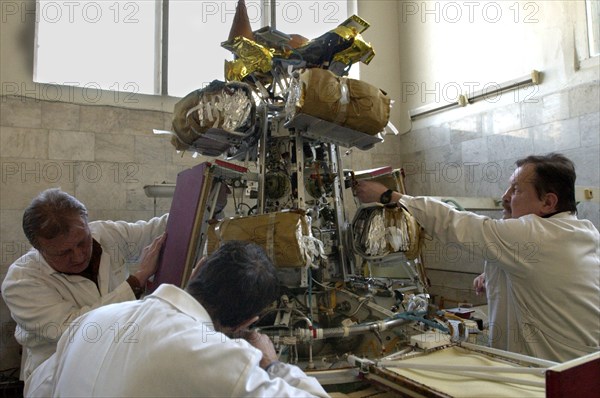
546,352,600,398
147,162,213,293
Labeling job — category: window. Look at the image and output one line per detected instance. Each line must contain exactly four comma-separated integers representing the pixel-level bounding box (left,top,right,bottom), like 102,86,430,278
167,0,263,97
34,1,160,95
586,0,599,57
34,0,353,98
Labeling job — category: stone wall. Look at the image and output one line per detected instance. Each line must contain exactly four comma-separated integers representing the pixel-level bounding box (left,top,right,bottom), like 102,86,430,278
0,95,201,371
395,81,600,307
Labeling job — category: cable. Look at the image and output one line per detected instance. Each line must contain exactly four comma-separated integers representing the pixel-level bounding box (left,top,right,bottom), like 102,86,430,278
390,311,449,333
346,297,372,317
310,278,338,291
236,202,254,216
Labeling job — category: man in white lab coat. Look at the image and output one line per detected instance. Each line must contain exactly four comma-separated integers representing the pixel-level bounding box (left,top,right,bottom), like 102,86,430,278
354,153,600,363
472,194,513,354
1,188,167,380
27,241,330,398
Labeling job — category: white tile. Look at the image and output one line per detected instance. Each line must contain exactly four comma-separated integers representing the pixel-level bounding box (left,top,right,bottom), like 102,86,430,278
0,126,48,158
49,130,95,161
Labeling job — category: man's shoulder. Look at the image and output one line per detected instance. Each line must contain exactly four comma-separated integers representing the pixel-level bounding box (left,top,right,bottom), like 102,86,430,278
6,249,45,273
88,216,163,237
516,212,599,238
89,219,118,230
534,212,597,228
88,219,132,241
2,250,54,292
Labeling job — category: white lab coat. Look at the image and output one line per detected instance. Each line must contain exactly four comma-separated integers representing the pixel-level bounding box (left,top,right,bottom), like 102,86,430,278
483,260,522,353
26,284,330,398
402,195,600,363
1,214,167,380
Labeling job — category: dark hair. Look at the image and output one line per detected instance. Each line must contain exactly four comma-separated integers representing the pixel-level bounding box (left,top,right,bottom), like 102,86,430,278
186,241,279,328
516,153,577,214
23,188,88,249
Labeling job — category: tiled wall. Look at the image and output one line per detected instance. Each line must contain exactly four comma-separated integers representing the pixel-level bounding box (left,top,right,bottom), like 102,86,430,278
395,81,600,307
0,95,201,371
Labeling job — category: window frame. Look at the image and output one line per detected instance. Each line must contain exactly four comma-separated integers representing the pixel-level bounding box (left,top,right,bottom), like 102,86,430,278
33,0,357,98
585,0,599,58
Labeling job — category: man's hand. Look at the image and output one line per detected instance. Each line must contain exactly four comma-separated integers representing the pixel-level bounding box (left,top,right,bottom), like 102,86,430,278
353,180,389,203
241,330,278,369
134,233,167,285
354,180,402,204
473,273,486,296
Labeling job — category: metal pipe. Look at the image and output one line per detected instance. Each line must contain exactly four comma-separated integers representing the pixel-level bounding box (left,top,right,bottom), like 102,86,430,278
376,362,547,375
260,317,411,341
257,105,268,214
409,70,540,120
159,0,169,95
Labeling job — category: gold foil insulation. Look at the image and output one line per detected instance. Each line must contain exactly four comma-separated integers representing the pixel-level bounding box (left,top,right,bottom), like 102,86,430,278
222,14,375,81
223,37,274,81
333,32,375,66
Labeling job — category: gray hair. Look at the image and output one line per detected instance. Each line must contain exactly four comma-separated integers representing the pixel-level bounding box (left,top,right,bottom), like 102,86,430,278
23,188,88,249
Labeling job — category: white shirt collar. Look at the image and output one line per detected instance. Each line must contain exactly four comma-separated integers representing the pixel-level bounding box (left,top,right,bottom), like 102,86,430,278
149,284,211,322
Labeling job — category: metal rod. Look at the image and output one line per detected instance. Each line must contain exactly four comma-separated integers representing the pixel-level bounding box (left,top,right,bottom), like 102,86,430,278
377,362,547,375
257,105,268,214
402,369,545,388
409,101,461,120
260,317,411,341
468,70,540,103
330,143,351,279
160,0,169,95
409,70,540,120
270,0,277,29
460,342,558,368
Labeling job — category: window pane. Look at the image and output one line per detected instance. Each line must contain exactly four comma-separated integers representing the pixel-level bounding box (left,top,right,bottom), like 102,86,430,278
586,0,599,57
274,0,357,79
168,0,355,97
34,0,158,95
274,0,348,41
168,0,262,97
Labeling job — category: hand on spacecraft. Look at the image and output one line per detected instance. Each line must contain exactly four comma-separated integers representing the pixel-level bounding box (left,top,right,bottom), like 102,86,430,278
353,180,402,204
133,233,167,286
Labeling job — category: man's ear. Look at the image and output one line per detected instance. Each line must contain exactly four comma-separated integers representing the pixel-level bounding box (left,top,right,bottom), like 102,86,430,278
541,192,559,214
232,316,260,333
